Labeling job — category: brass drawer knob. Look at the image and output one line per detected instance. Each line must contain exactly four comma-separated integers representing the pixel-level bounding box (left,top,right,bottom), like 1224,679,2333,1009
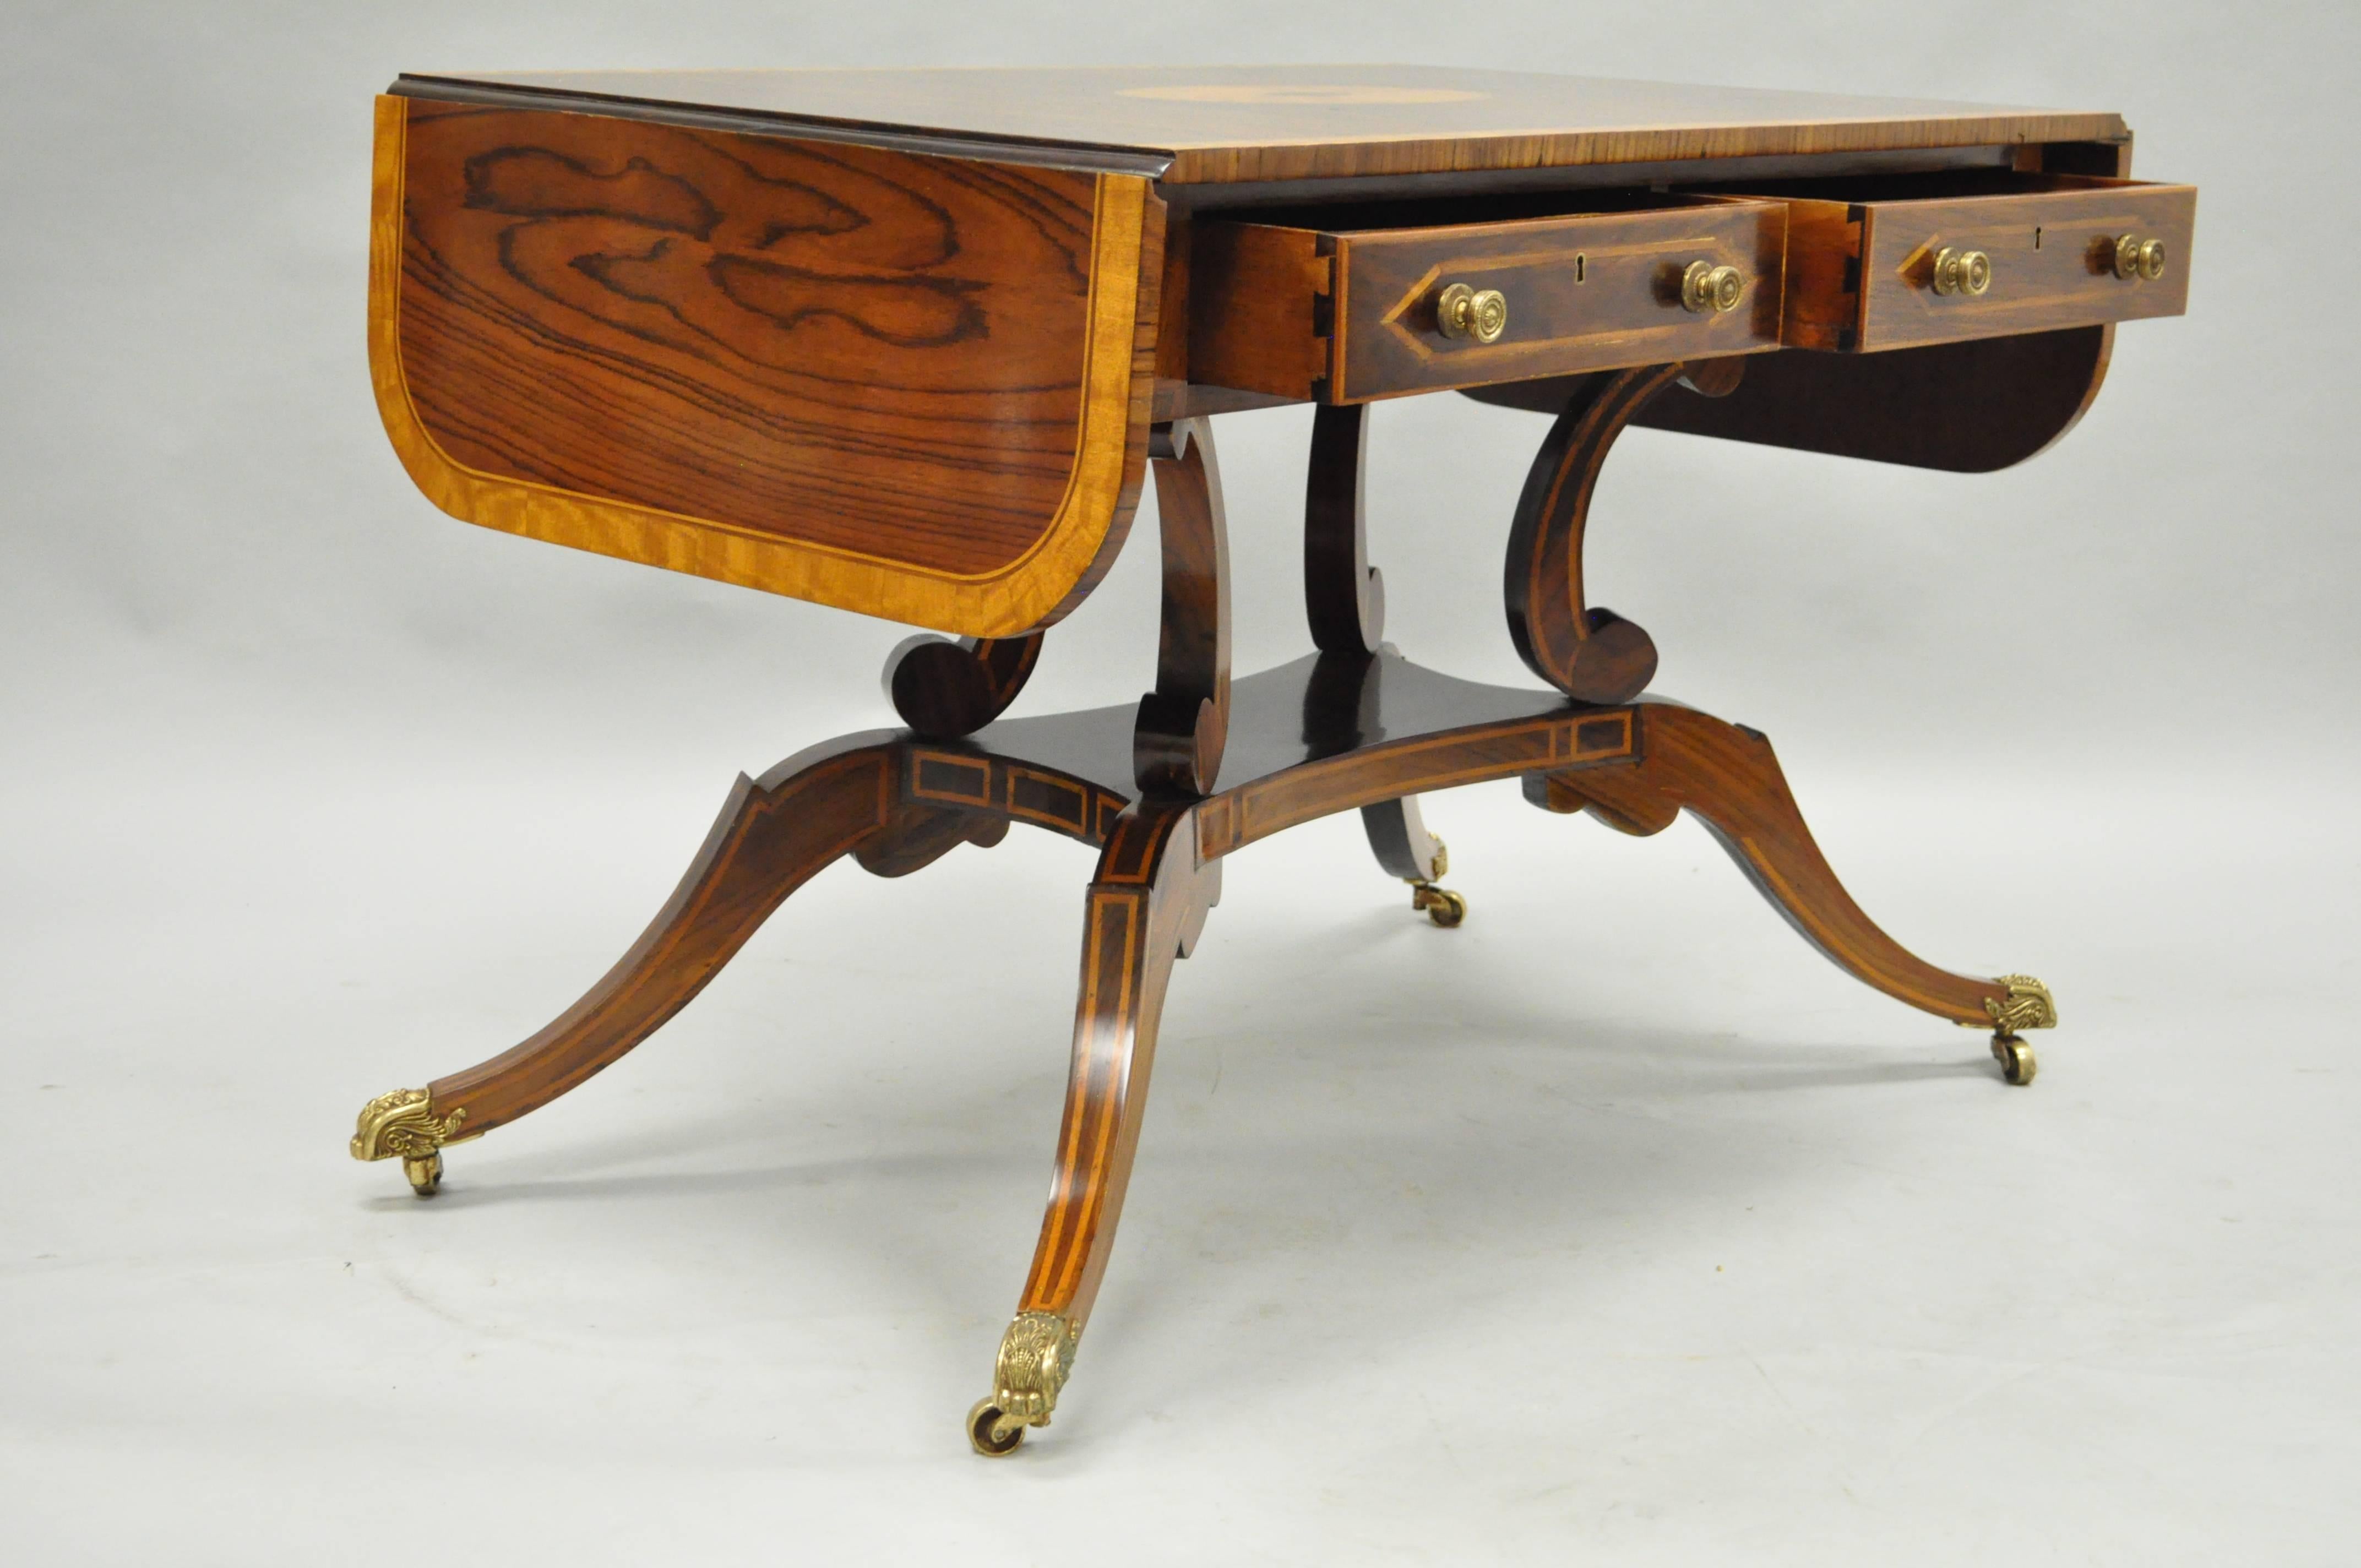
2113,233,2168,281
1680,260,1745,314
1931,247,1993,297
1435,282,1509,344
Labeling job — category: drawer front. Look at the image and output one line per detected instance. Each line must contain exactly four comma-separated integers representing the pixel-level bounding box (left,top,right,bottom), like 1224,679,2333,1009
1773,177,2194,351
1331,201,1787,400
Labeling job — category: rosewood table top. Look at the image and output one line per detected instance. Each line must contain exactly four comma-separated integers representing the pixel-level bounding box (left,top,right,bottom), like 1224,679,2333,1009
397,64,2126,183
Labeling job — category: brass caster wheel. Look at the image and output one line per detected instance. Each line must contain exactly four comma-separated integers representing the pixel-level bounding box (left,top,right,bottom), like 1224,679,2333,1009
1410,884,1467,928
1992,1033,2037,1086
401,1152,444,1196
966,1398,1026,1457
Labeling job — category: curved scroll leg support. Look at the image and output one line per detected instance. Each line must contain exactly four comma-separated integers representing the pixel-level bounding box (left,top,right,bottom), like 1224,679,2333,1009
884,632,1044,738
349,735,1003,1193
1302,403,1457,921
1362,797,1464,928
1305,403,1386,655
1135,418,1232,796
1504,358,1745,704
1525,703,2055,1081
969,803,1220,1455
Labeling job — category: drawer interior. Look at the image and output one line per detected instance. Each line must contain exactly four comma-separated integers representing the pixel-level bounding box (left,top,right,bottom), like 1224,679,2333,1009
1680,168,2172,205
1204,185,1740,236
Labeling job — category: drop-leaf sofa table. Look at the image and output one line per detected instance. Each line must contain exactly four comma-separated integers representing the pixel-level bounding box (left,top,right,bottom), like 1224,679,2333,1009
349,66,2191,1455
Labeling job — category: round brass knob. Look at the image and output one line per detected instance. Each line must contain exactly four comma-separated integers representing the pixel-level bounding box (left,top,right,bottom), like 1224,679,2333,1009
1680,260,1745,314
2113,233,2168,281
1932,247,1993,297
1435,282,1509,344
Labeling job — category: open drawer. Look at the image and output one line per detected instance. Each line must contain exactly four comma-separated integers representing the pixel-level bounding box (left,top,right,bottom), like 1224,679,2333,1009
1698,170,2195,352
1189,192,1788,403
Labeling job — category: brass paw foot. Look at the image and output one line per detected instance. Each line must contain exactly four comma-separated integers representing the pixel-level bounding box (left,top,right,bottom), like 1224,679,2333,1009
1406,837,1467,928
966,1310,1076,1457
350,1088,471,1197
1982,976,2055,1087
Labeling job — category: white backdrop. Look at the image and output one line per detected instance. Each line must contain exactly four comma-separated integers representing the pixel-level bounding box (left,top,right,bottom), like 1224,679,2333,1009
4,4,2357,1564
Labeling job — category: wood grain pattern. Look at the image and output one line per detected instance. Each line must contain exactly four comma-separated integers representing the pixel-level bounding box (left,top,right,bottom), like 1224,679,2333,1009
884,633,1045,738
1770,195,1864,351
400,67,2129,188
1192,676,1636,858
1155,214,1194,383
368,95,1160,636
1301,410,1451,885
1328,198,1785,401
1502,361,1747,704
1359,792,1446,885
1303,403,1385,654
1850,175,2192,350
1287,651,1461,887
1467,325,2115,474
851,799,1010,878
356,68,2136,1447
411,734,1127,1144
1018,804,1219,1329
1526,704,2019,1025
425,738,898,1136
901,745,1130,846
971,650,1633,835
1185,220,1328,400
1189,196,1785,402
385,647,2049,1436
1134,419,1232,795
1718,171,2194,351
405,650,2027,1153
